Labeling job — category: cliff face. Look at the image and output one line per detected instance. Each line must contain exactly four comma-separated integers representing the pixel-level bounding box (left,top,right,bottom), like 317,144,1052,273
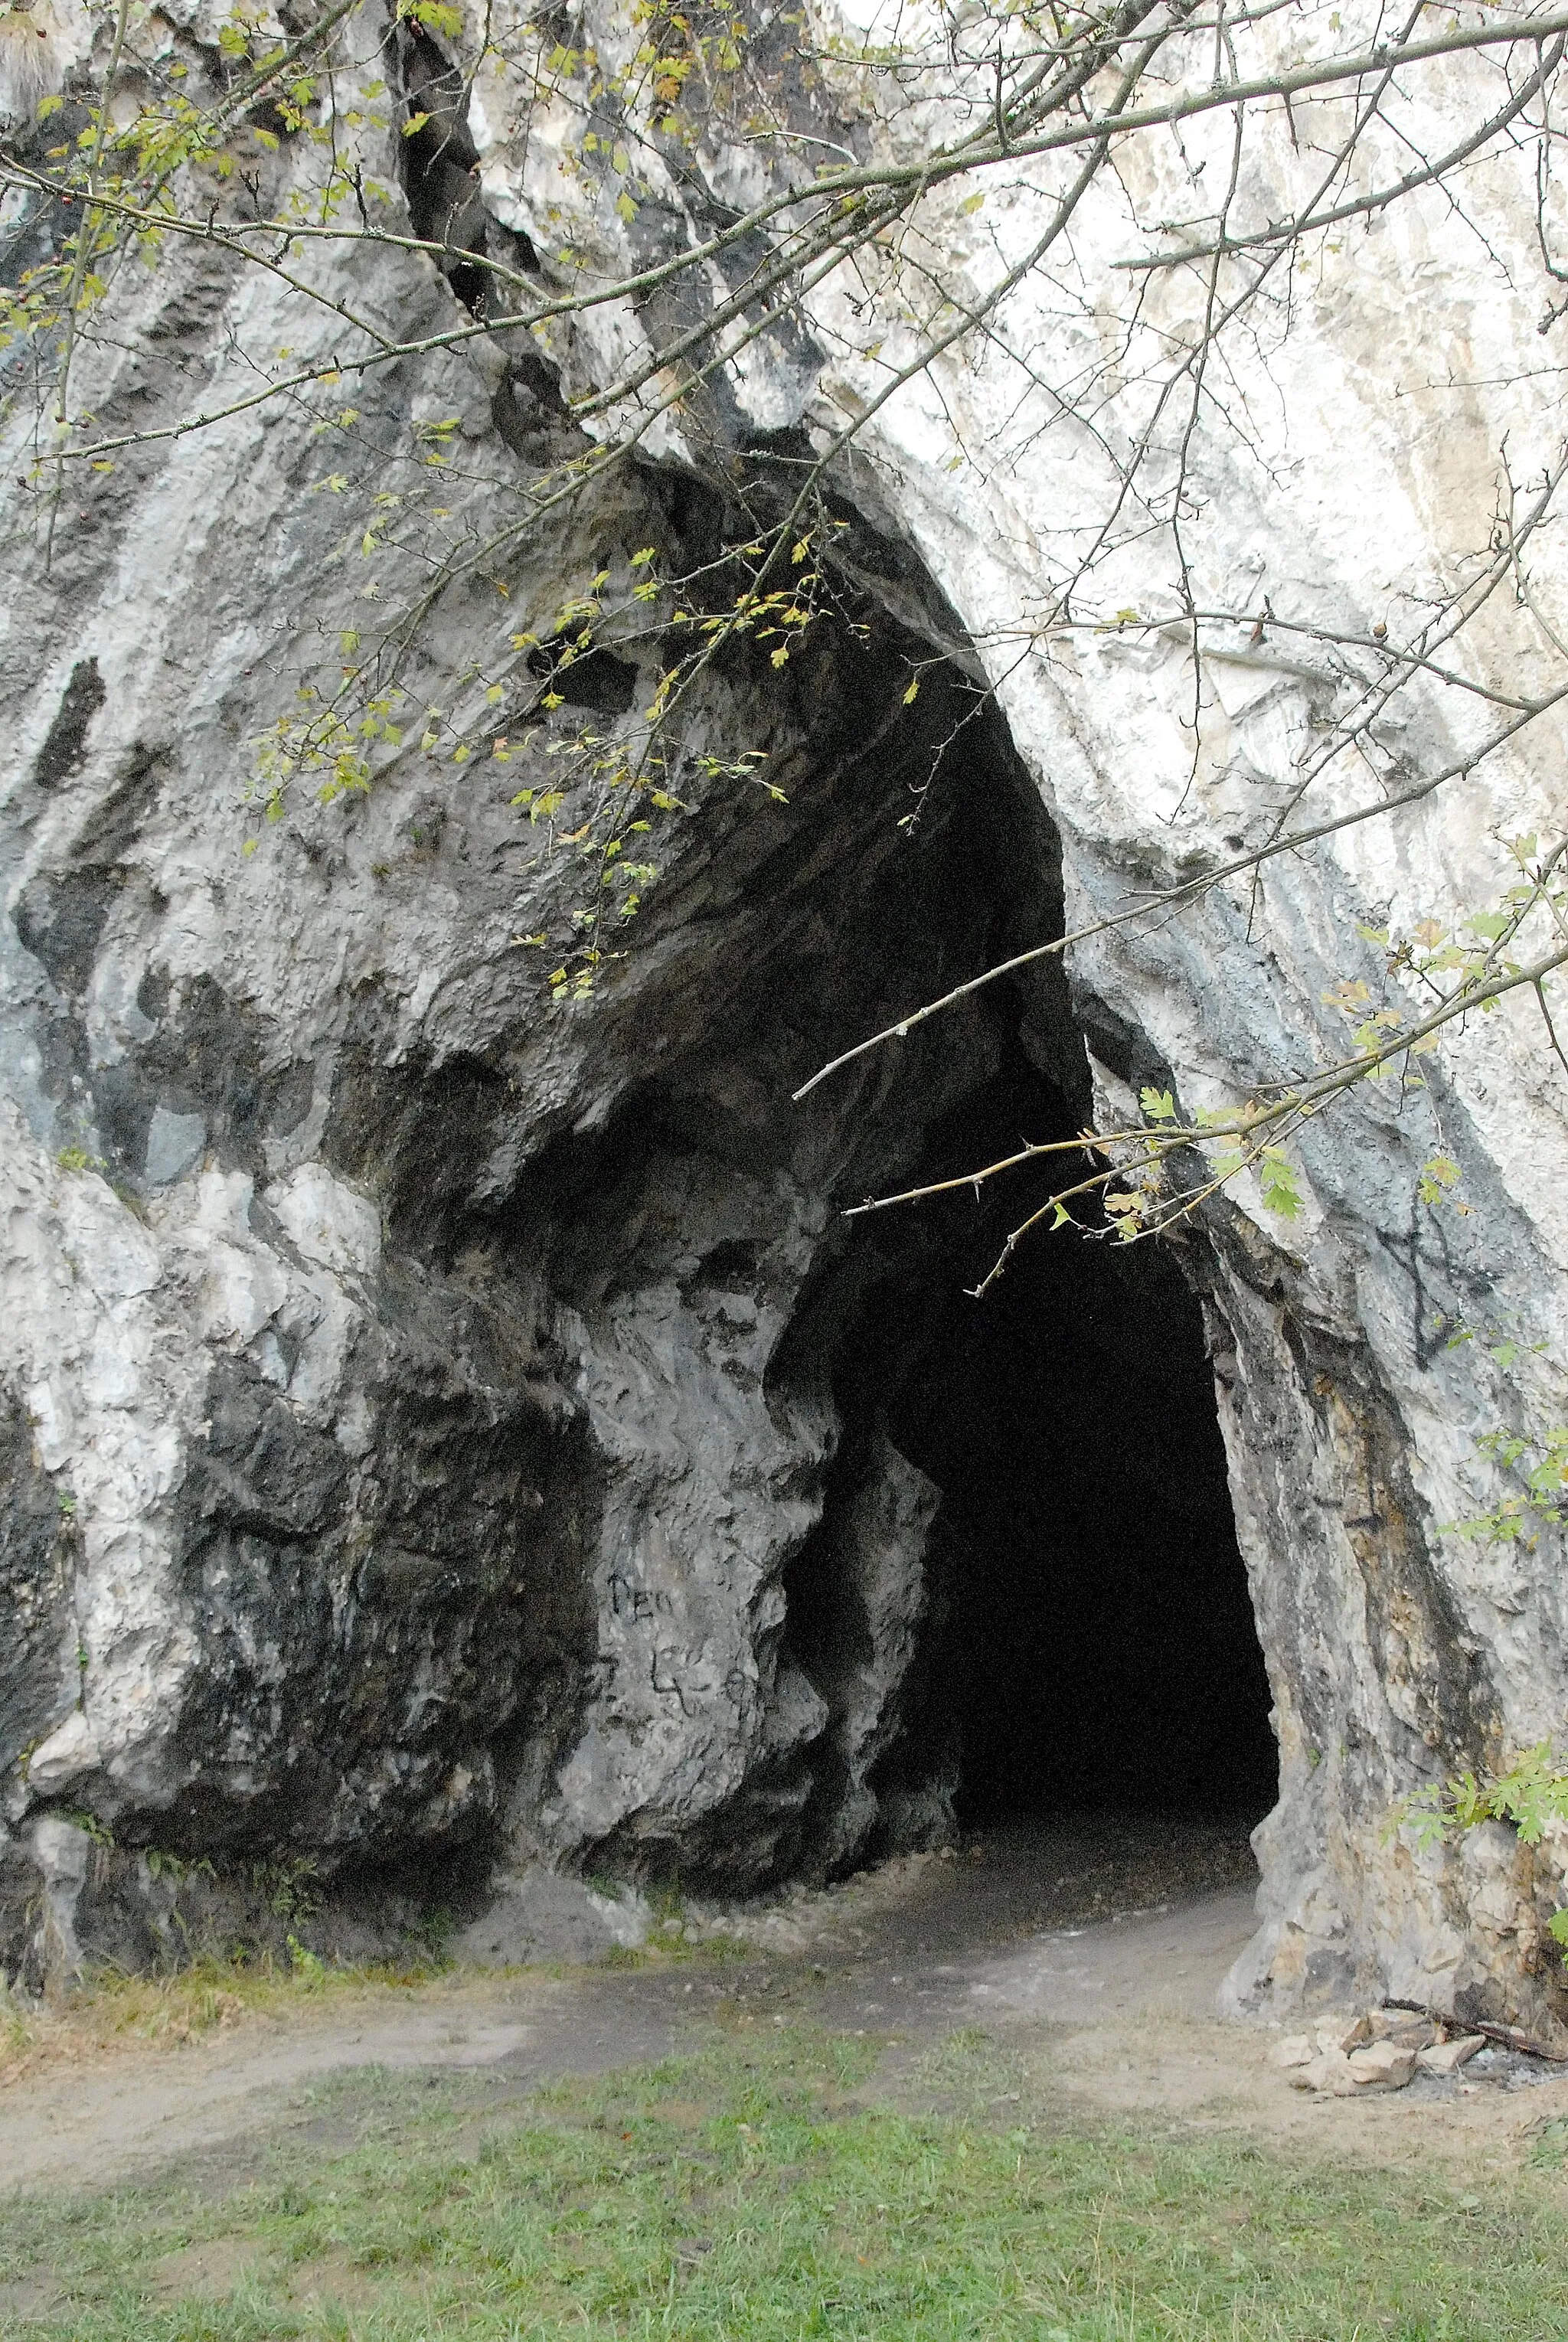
5,0,1568,2029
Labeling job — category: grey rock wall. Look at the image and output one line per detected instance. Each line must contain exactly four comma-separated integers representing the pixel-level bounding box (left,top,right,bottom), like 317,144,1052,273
0,325,1076,1970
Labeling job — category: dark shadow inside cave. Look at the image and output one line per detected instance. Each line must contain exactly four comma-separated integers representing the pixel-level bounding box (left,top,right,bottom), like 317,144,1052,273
842,1047,1276,1834
776,1021,1279,1857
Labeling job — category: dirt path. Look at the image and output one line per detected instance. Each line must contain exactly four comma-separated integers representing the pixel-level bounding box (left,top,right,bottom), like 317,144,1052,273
5,1817,1565,2196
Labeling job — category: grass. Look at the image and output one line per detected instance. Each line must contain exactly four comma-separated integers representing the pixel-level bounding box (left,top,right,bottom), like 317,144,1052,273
0,1926,755,2092
0,1951,452,2089
5,2027,1568,2339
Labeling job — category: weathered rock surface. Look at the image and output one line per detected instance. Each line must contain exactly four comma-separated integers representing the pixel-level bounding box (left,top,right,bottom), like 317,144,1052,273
3,0,1568,2037
449,1869,650,1968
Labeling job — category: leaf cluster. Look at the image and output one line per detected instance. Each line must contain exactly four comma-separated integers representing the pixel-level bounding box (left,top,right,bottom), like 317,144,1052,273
1395,1745,1568,1948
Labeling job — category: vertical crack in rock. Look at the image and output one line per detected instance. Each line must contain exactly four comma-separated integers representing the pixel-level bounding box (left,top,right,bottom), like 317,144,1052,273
392,21,509,321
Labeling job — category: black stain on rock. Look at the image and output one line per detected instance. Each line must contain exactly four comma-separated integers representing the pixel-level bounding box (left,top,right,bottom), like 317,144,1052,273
183,1362,350,1544
90,975,315,1186
326,1035,511,1257
13,743,162,998
0,1397,79,1780
13,867,122,998
31,658,106,790
140,1282,599,1865
1290,1319,1494,1772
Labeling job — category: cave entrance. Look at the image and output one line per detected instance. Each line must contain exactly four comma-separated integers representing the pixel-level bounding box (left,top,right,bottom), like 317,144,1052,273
782,1022,1278,1868
746,682,1278,1876
884,1054,1276,1837
513,558,1279,1893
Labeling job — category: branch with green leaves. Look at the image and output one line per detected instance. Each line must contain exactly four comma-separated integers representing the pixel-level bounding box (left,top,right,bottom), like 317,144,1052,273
1395,1747,1568,1951
10,0,1568,1142
841,837,1568,1290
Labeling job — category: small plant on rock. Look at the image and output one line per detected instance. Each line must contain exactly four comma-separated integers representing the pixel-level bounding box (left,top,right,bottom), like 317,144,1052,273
1396,1746,1568,1951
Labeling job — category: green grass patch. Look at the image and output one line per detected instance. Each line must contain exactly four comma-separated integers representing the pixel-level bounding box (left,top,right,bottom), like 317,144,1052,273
0,1949,465,2089
4,2028,1567,2338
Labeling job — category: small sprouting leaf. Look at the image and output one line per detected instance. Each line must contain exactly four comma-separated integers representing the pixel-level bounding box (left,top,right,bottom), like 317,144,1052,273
1139,1087,1178,1122
399,0,462,34
1418,1154,1462,1207
1259,1151,1303,1220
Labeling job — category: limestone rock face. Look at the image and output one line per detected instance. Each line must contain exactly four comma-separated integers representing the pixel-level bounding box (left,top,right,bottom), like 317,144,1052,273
4,0,1568,2031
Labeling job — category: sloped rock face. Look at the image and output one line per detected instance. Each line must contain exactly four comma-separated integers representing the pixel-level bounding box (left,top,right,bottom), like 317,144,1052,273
0,355,1080,1963
5,0,1568,2036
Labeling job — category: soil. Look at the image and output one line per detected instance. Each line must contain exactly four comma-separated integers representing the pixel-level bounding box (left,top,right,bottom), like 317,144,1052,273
5,1814,1565,2198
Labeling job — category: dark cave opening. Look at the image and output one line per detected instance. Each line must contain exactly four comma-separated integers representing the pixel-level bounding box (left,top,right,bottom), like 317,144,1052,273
781,1023,1279,1854
730,660,1280,1860
878,1063,1276,1832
